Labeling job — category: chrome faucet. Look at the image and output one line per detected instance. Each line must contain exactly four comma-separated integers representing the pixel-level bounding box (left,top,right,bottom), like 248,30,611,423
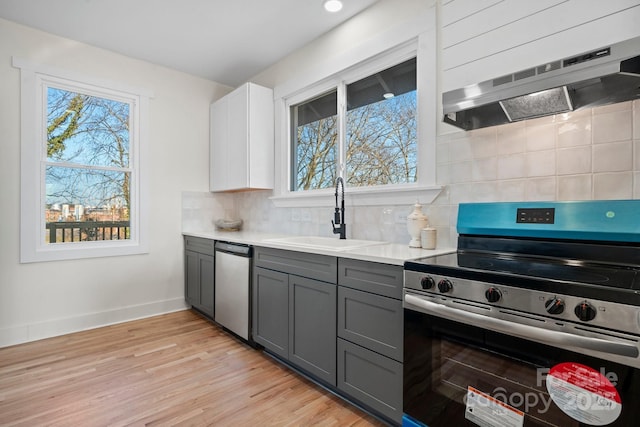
331,177,346,239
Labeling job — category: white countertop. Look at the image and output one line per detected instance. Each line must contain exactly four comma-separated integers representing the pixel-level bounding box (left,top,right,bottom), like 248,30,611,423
183,230,455,265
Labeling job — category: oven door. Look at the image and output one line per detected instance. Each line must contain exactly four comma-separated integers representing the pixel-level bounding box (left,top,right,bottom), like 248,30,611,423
403,291,640,427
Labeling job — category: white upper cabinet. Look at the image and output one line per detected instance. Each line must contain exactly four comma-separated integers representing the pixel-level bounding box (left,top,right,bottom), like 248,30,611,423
441,0,640,91
209,82,274,192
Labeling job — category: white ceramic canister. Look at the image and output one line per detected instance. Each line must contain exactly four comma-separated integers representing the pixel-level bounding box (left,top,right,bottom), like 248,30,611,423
407,202,428,247
421,227,437,250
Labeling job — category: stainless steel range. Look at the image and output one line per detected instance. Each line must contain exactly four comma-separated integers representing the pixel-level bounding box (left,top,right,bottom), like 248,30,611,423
402,200,640,427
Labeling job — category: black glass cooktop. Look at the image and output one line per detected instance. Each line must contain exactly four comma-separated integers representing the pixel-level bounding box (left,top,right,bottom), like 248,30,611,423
410,251,640,290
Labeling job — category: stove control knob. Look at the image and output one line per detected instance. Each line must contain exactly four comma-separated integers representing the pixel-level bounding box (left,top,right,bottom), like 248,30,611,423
485,287,502,303
545,297,565,315
574,301,596,322
437,279,453,293
420,276,435,290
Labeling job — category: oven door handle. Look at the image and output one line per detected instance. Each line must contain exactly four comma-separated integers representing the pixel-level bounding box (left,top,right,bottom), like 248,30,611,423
405,294,640,359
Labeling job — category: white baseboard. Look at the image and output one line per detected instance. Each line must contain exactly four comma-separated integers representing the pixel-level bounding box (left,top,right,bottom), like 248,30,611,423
0,298,189,348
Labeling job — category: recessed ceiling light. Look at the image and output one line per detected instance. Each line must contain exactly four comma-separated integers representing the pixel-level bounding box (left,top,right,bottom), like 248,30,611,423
383,92,395,99
324,0,343,13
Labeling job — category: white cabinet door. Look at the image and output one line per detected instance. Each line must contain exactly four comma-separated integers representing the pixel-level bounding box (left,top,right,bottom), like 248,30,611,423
209,96,228,192
226,85,249,190
209,82,274,192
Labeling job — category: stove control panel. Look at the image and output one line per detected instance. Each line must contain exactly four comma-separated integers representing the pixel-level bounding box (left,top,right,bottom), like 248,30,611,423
404,270,640,336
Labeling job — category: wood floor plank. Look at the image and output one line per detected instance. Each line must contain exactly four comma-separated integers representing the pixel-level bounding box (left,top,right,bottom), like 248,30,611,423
0,310,385,426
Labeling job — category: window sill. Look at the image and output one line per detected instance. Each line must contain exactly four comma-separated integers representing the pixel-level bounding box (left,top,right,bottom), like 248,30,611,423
269,185,443,208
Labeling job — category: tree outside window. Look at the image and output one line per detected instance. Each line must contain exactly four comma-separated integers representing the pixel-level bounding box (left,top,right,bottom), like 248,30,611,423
291,58,417,192
45,86,133,244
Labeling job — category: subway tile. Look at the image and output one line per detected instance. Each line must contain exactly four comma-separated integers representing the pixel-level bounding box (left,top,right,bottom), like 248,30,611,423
593,172,633,199
592,109,633,144
635,140,640,171
472,157,498,181
497,123,526,155
526,177,556,201
498,154,526,180
526,123,556,151
449,138,473,162
526,150,556,177
436,163,450,185
556,146,591,175
556,116,591,148
592,101,632,115
471,182,499,202
592,141,632,173
470,134,498,159
498,180,526,201
557,175,592,200
634,100,640,140
436,142,450,165
555,108,591,122
450,161,473,183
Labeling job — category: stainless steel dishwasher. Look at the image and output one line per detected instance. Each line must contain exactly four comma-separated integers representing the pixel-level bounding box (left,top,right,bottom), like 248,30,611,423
214,241,252,342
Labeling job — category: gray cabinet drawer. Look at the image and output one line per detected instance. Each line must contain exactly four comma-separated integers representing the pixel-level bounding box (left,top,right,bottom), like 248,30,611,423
338,258,403,299
338,286,403,361
255,246,337,283
184,236,215,256
337,338,402,424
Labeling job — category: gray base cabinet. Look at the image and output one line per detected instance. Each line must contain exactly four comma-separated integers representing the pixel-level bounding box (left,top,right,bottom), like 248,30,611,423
290,274,336,385
253,266,288,359
337,258,404,424
184,236,215,318
337,338,402,420
253,247,338,386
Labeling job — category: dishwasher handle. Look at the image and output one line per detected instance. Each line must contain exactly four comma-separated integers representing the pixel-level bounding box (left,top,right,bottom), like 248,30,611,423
214,241,252,257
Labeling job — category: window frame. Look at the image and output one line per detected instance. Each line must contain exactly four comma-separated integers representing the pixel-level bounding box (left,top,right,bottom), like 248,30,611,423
15,57,151,263
271,30,440,208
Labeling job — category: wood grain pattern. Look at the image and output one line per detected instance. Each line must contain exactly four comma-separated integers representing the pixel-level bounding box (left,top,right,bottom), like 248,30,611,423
0,310,384,426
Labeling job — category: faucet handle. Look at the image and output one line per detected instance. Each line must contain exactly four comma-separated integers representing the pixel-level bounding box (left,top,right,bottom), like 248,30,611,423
334,208,341,224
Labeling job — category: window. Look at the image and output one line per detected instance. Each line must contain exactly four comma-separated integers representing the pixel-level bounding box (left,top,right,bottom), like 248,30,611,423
16,58,150,263
291,58,417,192
45,85,132,244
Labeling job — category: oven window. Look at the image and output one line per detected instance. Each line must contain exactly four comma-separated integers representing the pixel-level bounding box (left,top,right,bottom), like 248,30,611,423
404,310,640,427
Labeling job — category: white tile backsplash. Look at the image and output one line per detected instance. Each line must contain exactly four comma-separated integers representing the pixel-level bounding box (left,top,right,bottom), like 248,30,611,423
526,150,556,177
525,122,556,151
183,101,639,246
592,141,632,173
556,146,592,175
557,116,592,148
593,106,633,144
497,154,526,179
593,172,633,199
557,175,592,200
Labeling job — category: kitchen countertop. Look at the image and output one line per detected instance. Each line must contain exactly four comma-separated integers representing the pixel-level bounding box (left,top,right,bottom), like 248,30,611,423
183,230,455,265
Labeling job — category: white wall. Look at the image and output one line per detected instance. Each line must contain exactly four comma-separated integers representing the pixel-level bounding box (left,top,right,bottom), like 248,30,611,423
188,0,640,249
0,18,231,347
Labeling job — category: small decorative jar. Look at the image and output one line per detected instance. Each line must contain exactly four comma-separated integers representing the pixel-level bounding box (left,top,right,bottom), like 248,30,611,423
407,202,429,247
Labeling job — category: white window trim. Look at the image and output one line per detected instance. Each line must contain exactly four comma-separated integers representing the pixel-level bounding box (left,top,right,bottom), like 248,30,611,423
14,57,152,263
270,10,440,208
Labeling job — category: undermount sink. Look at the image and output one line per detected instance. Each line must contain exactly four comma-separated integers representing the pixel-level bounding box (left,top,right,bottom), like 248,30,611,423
264,236,387,252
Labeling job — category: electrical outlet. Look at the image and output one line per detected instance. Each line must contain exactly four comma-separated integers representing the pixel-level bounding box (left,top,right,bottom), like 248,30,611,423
291,209,301,222
301,210,312,222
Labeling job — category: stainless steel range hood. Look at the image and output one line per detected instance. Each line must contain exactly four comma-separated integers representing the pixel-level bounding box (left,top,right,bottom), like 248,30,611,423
443,36,640,131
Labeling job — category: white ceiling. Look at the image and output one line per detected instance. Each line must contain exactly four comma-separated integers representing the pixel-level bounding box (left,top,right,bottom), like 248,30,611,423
0,0,379,87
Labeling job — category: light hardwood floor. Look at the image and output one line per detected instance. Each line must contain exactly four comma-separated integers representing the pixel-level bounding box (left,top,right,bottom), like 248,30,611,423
0,310,385,426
